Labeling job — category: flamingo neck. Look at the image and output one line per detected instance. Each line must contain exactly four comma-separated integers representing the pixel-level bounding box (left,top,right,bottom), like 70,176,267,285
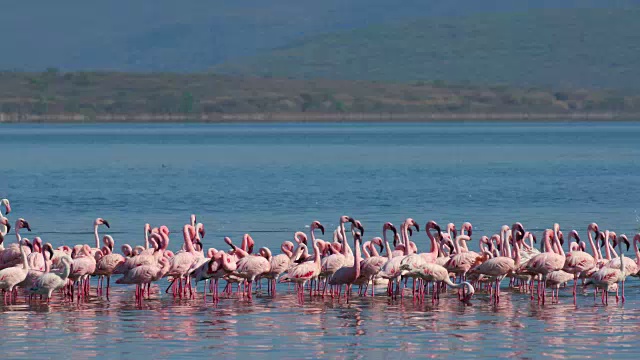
604,232,612,260
353,238,361,279
94,224,100,249
588,230,600,260
20,242,29,270
144,226,149,249
182,226,195,253
362,242,371,258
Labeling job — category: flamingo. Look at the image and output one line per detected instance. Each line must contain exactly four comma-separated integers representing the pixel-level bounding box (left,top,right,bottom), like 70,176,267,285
229,239,271,299
116,257,171,300
606,234,636,274
469,223,523,303
359,233,390,297
69,244,96,299
167,225,199,297
585,234,627,304
284,221,326,301
0,218,31,268
29,255,73,302
524,224,566,304
94,235,125,296
402,260,475,304
0,239,30,302
320,216,357,296
563,228,597,303
191,249,237,301
328,231,363,299
262,240,295,295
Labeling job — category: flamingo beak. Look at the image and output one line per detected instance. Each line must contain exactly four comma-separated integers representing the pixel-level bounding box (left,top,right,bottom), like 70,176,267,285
357,223,364,236
4,203,10,215
5,223,10,233
624,238,630,251
103,220,110,228
413,222,420,232
407,227,413,237
24,221,31,231
47,246,54,260
390,224,397,235
318,224,325,235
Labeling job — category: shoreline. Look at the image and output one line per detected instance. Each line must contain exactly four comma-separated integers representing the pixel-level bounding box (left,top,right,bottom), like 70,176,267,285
1,112,639,123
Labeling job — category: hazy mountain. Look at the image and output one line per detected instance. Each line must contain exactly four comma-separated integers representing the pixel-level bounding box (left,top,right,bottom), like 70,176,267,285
214,8,640,90
1,0,635,74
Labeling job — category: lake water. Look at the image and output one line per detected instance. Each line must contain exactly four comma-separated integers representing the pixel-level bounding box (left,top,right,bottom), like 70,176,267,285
1,122,640,358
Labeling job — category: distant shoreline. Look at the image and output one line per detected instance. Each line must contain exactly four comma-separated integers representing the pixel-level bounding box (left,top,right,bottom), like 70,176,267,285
1,112,639,123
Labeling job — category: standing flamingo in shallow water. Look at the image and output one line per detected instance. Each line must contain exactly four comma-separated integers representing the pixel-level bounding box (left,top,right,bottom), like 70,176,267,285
562,228,597,304
0,239,31,302
328,231,363,300
30,255,73,302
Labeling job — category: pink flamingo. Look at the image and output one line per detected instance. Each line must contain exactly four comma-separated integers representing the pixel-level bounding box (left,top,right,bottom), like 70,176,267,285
562,228,597,303
284,222,326,301
116,257,171,300
469,223,523,303
263,240,297,296
227,238,271,299
69,244,96,299
94,235,125,297
524,224,565,304
29,255,73,301
167,225,199,297
405,260,475,304
585,235,627,304
0,239,30,302
191,249,237,301
328,231,363,300
320,216,357,296
359,236,388,296
0,218,32,269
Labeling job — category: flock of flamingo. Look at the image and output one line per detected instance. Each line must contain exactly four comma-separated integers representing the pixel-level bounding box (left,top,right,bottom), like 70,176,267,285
0,197,636,306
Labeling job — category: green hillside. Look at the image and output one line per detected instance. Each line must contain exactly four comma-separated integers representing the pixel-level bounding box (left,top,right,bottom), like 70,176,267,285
215,8,640,90
1,71,639,122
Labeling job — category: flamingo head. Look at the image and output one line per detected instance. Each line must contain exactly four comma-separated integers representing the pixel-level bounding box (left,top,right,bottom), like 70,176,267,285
382,222,397,236
339,215,353,225
426,221,441,238
244,234,255,254
462,222,473,237
194,240,203,252
460,283,475,306
613,234,630,252
0,217,10,233
569,230,580,243
16,218,31,232
351,220,364,237
95,218,110,228
1,199,10,215
224,236,235,249
371,236,384,253
259,247,272,260
404,218,419,233
311,221,325,235
32,236,43,251
21,238,33,251
294,231,308,245
196,223,205,239
102,235,115,251
43,243,54,260
190,214,197,226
